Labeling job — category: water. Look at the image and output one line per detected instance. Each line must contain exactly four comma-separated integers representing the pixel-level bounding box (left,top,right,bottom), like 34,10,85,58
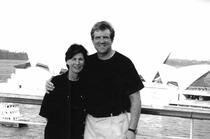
0,104,210,139
138,115,210,139
0,104,45,139
0,125,45,139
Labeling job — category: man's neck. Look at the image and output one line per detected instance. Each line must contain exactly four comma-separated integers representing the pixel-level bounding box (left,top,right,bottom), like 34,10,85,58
97,50,115,60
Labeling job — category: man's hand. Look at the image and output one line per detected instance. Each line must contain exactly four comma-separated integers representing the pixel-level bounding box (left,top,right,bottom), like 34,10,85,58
45,77,55,94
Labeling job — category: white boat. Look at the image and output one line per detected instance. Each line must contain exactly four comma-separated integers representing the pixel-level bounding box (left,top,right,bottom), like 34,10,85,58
0,62,52,127
0,62,52,96
141,64,210,109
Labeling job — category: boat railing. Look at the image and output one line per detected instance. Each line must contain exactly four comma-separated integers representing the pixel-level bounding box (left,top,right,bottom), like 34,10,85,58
1,92,210,139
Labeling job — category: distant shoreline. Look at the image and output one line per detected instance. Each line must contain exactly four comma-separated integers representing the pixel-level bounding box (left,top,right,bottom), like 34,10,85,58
0,49,28,60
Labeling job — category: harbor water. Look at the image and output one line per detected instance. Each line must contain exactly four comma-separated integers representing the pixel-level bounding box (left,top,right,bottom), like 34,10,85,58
0,104,210,139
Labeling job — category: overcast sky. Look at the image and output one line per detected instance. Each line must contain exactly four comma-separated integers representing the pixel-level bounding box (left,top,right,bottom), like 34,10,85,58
1,0,210,80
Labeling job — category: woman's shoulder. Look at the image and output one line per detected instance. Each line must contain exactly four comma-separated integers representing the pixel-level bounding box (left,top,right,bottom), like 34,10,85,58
51,72,68,83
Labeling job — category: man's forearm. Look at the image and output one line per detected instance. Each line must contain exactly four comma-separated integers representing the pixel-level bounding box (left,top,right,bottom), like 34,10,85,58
128,91,141,129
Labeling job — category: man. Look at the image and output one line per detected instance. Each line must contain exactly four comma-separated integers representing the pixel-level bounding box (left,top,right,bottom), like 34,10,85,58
46,21,144,139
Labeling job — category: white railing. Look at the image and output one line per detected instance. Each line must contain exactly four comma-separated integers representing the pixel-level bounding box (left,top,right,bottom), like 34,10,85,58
1,92,210,139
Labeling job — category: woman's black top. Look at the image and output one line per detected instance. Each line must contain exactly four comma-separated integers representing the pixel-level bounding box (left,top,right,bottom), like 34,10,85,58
39,72,86,139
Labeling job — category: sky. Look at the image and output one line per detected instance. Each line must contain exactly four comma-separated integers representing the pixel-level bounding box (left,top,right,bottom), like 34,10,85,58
1,0,210,80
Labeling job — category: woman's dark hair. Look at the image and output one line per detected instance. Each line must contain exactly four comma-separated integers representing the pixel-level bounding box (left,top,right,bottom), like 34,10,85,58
90,21,115,42
65,43,88,68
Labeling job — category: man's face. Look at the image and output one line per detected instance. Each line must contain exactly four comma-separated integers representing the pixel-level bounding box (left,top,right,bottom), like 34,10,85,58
92,29,113,55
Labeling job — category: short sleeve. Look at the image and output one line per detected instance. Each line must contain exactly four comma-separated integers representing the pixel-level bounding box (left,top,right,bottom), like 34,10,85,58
123,59,144,95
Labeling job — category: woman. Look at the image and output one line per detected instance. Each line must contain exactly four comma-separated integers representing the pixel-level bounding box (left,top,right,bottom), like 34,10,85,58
39,44,88,139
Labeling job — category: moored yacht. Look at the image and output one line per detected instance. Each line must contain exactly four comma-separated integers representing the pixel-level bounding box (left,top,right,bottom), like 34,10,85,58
0,62,52,127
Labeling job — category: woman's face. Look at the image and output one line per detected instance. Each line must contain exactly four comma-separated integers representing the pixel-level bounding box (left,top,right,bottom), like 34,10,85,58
66,53,85,74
